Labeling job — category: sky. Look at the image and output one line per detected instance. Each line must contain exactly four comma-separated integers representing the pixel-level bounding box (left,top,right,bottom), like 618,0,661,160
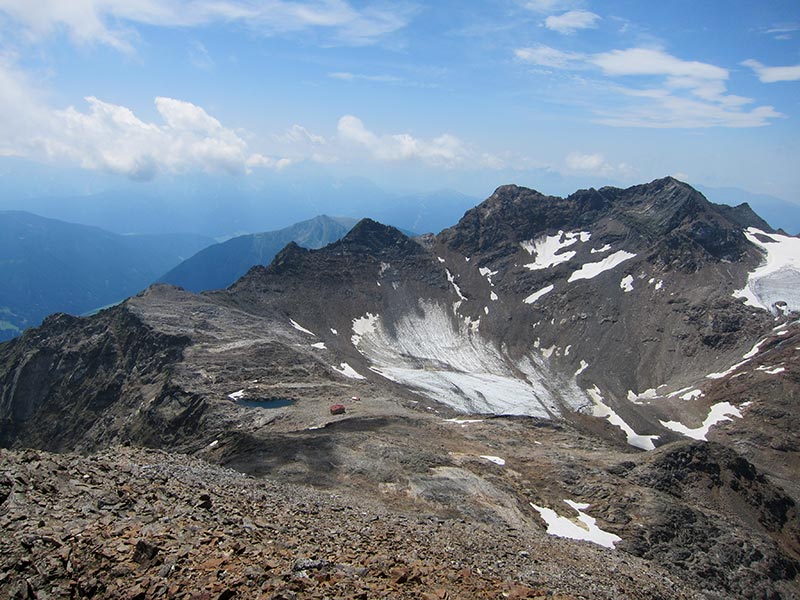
0,0,799,204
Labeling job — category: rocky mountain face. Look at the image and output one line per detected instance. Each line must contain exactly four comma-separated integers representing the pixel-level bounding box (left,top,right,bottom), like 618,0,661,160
1,177,799,599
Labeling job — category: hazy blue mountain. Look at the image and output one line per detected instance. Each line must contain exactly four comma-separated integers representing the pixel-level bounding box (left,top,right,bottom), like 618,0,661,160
0,211,213,341
158,215,358,292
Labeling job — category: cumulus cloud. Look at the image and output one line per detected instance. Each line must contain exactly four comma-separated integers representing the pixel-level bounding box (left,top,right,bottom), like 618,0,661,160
0,0,413,50
0,63,289,180
545,10,600,34
43,96,289,179
514,44,782,128
742,59,800,83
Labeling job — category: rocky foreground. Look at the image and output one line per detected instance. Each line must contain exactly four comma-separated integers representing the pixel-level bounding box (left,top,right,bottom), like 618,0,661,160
0,446,703,600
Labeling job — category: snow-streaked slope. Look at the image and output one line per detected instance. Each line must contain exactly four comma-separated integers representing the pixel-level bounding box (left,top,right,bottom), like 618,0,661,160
349,301,587,417
733,228,800,313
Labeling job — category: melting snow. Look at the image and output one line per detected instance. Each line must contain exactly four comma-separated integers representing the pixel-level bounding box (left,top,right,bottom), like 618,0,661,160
480,455,506,466
347,301,586,417
332,362,366,380
444,418,485,426
660,402,742,440
733,227,800,313
620,275,634,292
627,388,658,404
524,284,554,304
568,251,637,282
446,269,468,301
351,313,379,347
587,386,658,450
707,359,750,379
757,365,786,375
521,231,588,271
530,500,621,549
289,319,315,336
742,339,766,359
227,389,246,400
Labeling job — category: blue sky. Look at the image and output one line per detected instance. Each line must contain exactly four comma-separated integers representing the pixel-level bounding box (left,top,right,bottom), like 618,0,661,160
0,0,799,203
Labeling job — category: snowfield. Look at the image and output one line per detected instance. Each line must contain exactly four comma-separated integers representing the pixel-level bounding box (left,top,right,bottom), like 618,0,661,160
733,228,800,313
348,302,587,417
660,402,742,441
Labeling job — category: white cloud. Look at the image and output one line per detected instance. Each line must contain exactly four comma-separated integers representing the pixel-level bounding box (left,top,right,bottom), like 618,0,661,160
513,45,782,128
591,48,727,80
515,45,583,69
44,96,289,179
742,59,800,83
545,10,599,34
0,0,413,50
336,115,501,169
565,152,631,177
0,62,289,179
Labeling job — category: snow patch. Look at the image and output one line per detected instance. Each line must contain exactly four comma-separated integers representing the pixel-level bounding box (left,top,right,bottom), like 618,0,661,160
490,291,499,301
227,389,246,400
627,388,658,404
574,360,589,377
330,328,338,335
660,402,742,441
530,500,621,549
310,342,327,350
590,244,611,254
480,455,506,466
332,362,366,380
587,386,658,450
707,359,750,379
620,275,634,292
524,284,554,305
289,319,315,336
757,365,785,375
680,389,704,401
742,339,766,360
733,228,800,313
655,280,663,290
568,251,637,282
444,418,485,426
521,231,588,271
437,256,445,263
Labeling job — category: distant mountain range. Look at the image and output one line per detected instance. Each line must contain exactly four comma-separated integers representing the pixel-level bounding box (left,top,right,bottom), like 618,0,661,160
0,211,213,341
158,215,358,292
